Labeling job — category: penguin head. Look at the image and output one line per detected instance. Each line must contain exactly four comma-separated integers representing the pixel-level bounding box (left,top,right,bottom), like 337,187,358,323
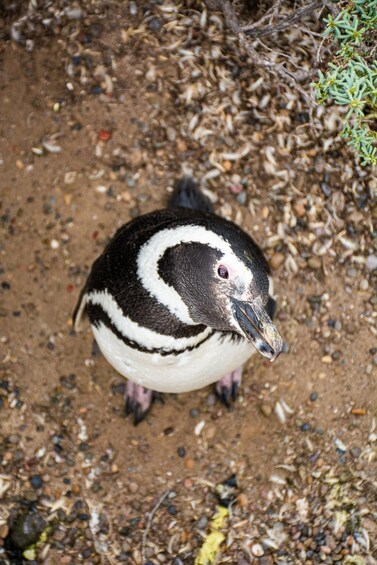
139,215,283,362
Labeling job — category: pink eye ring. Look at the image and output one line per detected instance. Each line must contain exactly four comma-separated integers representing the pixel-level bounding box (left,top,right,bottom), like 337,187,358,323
217,265,229,279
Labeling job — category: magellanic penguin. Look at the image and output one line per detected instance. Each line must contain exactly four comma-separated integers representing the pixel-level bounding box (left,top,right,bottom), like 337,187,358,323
73,177,283,423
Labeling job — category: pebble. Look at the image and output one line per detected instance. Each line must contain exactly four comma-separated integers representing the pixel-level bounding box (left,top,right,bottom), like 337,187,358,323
148,16,162,31
350,446,362,458
206,393,216,406
128,481,139,494
177,447,186,458
307,257,321,269
184,457,194,470
196,516,208,529
321,355,332,364
30,475,43,489
310,392,318,402
237,493,249,508
251,543,264,557
270,252,285,270
359,278,369,290
293,200,306,217
366,254,377,271
236,191,247,205
260,403,272,417
0,524,9,538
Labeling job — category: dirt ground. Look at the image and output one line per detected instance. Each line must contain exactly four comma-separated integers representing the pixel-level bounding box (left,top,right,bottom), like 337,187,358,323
0,1,377,564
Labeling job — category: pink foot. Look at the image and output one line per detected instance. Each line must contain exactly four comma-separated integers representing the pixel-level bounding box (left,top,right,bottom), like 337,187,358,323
215,367,243,408
125,381,154,425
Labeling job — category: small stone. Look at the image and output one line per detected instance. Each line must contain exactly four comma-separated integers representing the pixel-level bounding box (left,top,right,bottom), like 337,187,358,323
346,267,357,278
321,355,332,364
128,482,138,494
310,392,318,402
270,253,285,270
307,257,321,270
366,255,377,271
167,505,177,516
293,200,306,217
300,422,311,432
129,1,137,16
206,393,216,406
166,127,176,142
196,516,208,529
237,493,249,508
30,475,43,489
0,523,9,538
359,278,369,291
236,191,247,205
350,446,362,458
251,543,264,557
184,457,194,470
148,16,161,31
176,140,187,153
260,403,272,417
177,447,186,458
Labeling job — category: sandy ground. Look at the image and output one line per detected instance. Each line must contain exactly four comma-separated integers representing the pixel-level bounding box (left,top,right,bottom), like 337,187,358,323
0,1,377,564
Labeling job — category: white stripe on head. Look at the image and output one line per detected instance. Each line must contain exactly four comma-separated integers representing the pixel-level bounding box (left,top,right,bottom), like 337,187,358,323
86,290,212,350
137,224,253,323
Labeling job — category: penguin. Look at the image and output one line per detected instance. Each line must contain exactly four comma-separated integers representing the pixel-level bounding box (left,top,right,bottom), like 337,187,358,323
73,177,282,424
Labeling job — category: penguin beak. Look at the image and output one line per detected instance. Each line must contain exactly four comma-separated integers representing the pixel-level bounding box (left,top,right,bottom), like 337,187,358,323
232,297,283,362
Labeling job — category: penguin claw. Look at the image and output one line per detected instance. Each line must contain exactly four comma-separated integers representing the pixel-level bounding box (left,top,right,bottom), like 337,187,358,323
215,367,243,408
124,382,154,425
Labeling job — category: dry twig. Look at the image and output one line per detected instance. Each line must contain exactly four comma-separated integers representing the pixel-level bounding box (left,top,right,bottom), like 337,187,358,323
240,1,323,37
141,490,171,562
204,0,334,99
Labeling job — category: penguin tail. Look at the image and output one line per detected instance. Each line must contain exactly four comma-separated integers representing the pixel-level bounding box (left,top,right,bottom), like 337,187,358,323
168,176,213,213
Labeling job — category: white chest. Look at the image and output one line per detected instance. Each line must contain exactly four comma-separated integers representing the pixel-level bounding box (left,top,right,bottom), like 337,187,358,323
91,322,255,393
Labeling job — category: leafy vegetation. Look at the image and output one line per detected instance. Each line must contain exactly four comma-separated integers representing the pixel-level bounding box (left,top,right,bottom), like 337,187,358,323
314,0,377,166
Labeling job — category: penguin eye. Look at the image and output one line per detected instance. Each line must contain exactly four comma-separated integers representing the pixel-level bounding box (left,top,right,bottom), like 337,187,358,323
217,265,229,279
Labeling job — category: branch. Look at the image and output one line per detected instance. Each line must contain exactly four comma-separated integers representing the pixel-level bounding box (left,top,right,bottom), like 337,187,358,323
240,1,324,38
141,490,170,563
205,0,316,98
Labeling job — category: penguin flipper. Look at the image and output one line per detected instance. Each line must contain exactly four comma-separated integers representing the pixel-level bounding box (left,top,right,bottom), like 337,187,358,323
168,176,213,213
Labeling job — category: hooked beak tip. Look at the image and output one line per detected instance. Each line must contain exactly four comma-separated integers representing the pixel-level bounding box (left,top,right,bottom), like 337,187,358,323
232,298,283,362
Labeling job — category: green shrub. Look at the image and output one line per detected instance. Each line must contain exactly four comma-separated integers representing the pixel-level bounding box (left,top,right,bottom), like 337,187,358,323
313,0,377,166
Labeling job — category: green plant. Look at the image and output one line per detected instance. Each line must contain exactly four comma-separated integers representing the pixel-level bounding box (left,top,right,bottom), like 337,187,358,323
313,0,377,166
